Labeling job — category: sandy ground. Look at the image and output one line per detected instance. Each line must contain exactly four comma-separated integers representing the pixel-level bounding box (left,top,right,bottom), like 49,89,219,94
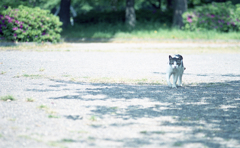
0,43,240,148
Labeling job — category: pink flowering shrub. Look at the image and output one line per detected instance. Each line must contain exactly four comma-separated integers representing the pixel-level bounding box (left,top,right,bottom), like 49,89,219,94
182,2,240,32
182,12,198,31
0,5,62,43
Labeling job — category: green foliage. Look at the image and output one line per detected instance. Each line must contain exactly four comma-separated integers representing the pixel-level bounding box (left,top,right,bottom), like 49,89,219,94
235,4,240,30
74,9,172,25
75,10,125,24
0,0,30,12
183,2,240,32
0,5,62,43
31,0,60,10
182,12,198,31
1,95,15,101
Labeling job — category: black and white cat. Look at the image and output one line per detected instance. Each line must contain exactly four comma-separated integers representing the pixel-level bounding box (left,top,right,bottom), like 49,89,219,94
166,54,185,88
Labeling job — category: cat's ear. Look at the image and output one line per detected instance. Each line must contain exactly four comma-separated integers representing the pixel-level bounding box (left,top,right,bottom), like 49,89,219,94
169,55,172,59
177,54,183,60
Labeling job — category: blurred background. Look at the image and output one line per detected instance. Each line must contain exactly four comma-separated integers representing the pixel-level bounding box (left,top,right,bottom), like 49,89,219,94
1,0,240,42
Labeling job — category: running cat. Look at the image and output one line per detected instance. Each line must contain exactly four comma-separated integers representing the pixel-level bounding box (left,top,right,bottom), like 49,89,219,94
166,54,185,88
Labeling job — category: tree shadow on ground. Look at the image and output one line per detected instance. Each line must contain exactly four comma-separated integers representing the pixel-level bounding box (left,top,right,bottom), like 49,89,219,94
42,79,240,147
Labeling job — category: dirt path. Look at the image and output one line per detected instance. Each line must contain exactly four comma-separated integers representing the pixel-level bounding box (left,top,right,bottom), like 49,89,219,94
0,46,240,148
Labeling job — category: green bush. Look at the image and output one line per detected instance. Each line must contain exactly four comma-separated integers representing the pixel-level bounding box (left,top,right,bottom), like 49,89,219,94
235,4,240,31
182,11,198,31
0,5,62,43
183,2,240,32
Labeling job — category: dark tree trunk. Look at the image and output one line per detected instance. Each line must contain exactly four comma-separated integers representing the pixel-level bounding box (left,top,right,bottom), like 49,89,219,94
172,0,187,28
167,0,173,10
59,0,71,29
125,0,136,28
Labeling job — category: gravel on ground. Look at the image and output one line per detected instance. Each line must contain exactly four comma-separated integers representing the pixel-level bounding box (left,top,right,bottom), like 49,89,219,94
0,43,240,148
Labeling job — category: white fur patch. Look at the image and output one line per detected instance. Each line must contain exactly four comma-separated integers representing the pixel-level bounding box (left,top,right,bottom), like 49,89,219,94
166,55,185,88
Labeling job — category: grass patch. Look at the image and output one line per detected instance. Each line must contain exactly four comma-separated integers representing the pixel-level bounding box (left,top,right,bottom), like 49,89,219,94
61,138,75,143
173,142,183,147
61,22,240,40
48,114,60,119
110,106,118,110
38,105,58,117
23,74,43,79
67,76,165,85
101,77,163,85
77,130,88,134
0,43,68,51
1,41,239,54
8,118,16,121
18,135,31,139
1,71,7,75
152,131,165,134
39,68,45,72
89,115,97,121
48,141,66,148
0,95,16,101
38,105,48,109
140,131,165,135
70,77,77,82
26,98,34,102
88,136,96,141
62,74,71,77
140,131,147,134
181,117,190,121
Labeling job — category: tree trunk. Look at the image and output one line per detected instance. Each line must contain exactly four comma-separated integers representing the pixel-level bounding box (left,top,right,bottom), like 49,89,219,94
167,0,173,10
59,0,71,29
125,0,136,28
172,0,187,29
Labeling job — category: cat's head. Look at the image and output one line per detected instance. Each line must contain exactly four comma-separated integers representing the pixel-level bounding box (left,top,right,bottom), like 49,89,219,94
169,54,183,69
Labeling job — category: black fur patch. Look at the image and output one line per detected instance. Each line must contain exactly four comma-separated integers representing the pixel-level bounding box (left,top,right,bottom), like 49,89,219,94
169,54,183,66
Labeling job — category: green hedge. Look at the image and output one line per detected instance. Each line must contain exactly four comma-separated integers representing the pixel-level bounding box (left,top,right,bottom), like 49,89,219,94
0,5,62,43
183,2,240,32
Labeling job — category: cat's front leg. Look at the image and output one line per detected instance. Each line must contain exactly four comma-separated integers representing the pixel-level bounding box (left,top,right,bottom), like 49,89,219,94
172,74,178,88
166,73,172,87
178,74,183,86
